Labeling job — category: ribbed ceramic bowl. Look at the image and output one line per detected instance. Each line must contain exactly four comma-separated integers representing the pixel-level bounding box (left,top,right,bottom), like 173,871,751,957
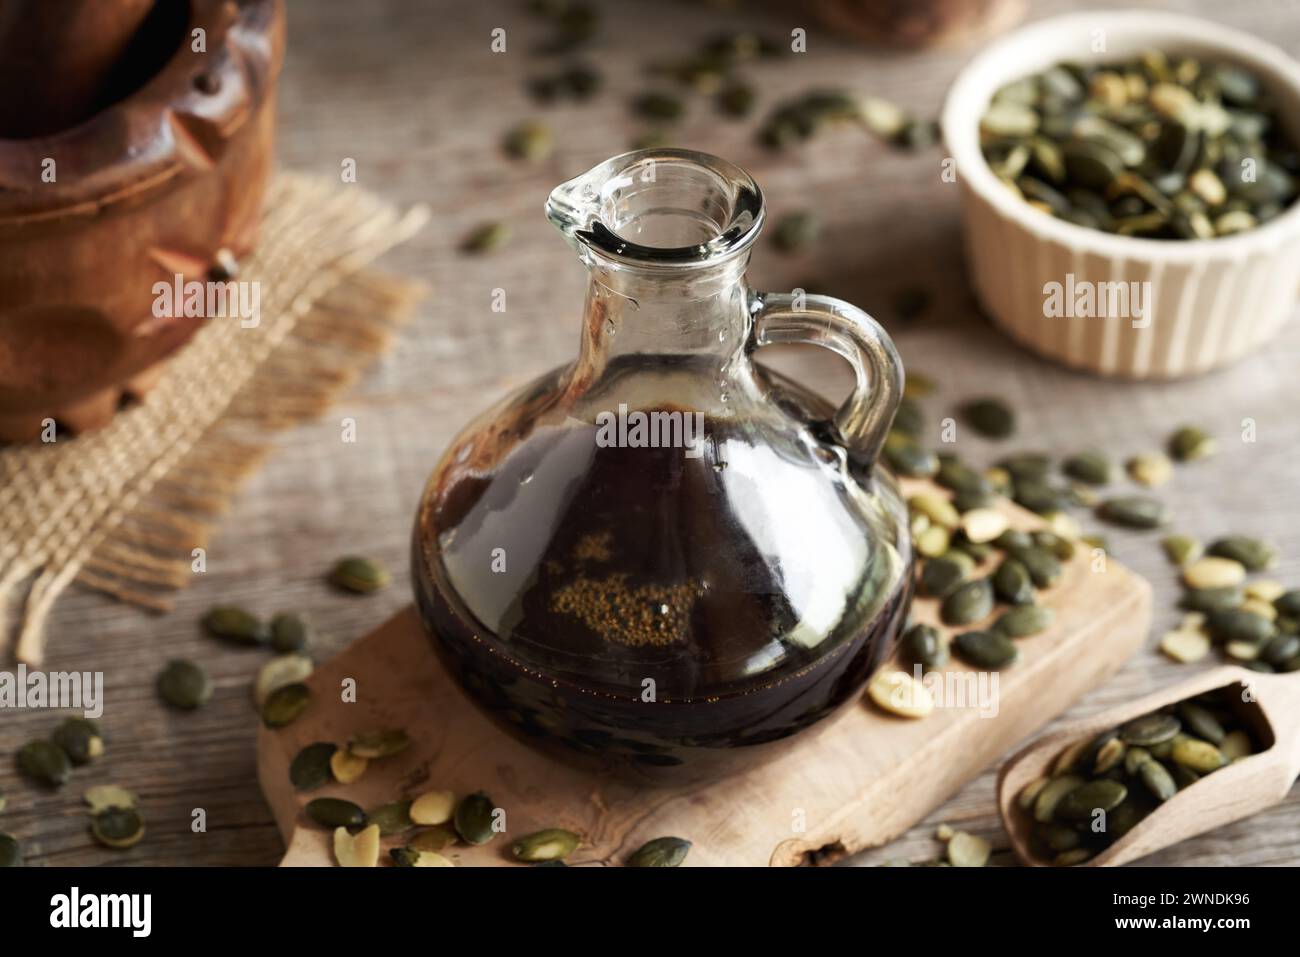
942,10,1300,378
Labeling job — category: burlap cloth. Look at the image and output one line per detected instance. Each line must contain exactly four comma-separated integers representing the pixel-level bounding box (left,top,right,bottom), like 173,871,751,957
0,173,429,664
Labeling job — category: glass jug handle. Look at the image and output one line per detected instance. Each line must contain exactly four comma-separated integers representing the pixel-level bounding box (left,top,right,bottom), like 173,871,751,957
750,291,904,472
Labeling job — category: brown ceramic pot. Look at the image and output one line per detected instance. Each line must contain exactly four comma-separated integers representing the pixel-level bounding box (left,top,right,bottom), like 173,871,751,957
0,0,286,441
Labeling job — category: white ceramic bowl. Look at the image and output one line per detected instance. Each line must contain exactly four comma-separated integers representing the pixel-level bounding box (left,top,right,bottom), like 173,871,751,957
942,10,1300,378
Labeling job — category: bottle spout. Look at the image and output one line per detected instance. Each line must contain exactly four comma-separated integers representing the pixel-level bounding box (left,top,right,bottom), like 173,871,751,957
545,148,764,268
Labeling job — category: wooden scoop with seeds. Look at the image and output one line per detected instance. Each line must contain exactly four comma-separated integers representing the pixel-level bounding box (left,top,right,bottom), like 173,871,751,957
998,666,1300,866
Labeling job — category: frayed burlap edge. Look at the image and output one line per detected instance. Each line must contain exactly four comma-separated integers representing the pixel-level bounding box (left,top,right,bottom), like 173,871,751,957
0,172,429,664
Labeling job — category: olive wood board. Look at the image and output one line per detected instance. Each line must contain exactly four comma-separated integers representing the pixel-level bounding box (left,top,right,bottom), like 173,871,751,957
257,478,1152,866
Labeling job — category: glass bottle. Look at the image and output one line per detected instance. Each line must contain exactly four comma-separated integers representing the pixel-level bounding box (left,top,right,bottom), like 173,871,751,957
412,149,912,781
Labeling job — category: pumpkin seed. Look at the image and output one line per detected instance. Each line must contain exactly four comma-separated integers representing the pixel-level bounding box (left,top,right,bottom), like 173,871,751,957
202,606,269,646
1169,426,1215,461
454,791,499,845
368,800,414,836
883,436,939,478
1018,776,1049,811
1124,747,1152,776
157,659,213,710
84,785,136,813
1054,848,1093,866
330,749,368,784
1054,779,1128,821
628,836,691,867
0,834,20,867
992,604,1054,638
1183,556,1246,590
91,807,145,850
1177,702,1226,744
1119,712,1181,747
1245,580,1285,603
946,831,990,867
1160,628,1210,663
909,493,959,529
953,488,998,513
1092,736,1126,774
1180,585,1243,613
1033,774,1084,823
1206,536,1277,572
1097,496,1169,529
410,789,456,825
1241,598,1278,622
1220,730,1253,761
1161,534,1203,566
391,847,454,867
1010,545,1062,588
953,630,1018,668
915,525,950,558
334,823,381,867
409,824,458,852
1262,633,1300,667
1062,450,1113,485
959,398,1015,438
1277,590,1300,618
261,682,311,728
997,452,1052,483
17,739,70,787
901,623,947,670
1204,608,1274,644
1137,759,1177,801
920,555,970,598
1128,452,1173,487
52,717,103,765
960,508,1007,544
771,211,819,254
992,559,1034,605
867,669,933,718
940,578,994,626
255,653,313,708
1013,479,1073,516
512,828,581,862
461,221,510,254
1171,738,1227,773
1225,640,1260,661
632,92,684,123
1041,822,1081,852
306,797,367,829
270,612,312,653
289,742,336,791
893,398,925,436
1032,529,1076,561
503,120,554,161
329,555,390,594
348,728,409,759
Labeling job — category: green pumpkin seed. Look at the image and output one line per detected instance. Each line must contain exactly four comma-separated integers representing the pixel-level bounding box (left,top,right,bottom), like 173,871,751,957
202,606,269,645
940,579,994,626
368,800,415,836
1032,774,1083,823
1096,496,1169,529
1168,426,1215,461
1161,534,1203,566
915,524,950,558
0,834,20,867
90,807,145,850
1124,746,1152,775
1171,738,1227,773
270,612,312,653
1177,702,1226,744
1206,536,1277,572
17,740,70,787
329,556,390,594
261,682,311,729
1137,760,1177,802
1032,529,1076,561
892,397,925,437
994,528,1033,551
84,785,137,813
909,493,959,529
461,221,510,254
1275,589,1300,618
632,92,684,123
1262,633,1300,667
389,846,422,867
305,797,367,829
1054,779,1128,821
1041,822,1081,853
289,742,337,792
936,460,993,497
901,622,947,670
255,654,314,708
993,556,1034,600
1054,848,1093,866
1180,586,1243,613
992,604,1055,638
52,717,103,766
953,488,998,514
959,398,1015,438
628,836,692,867
1018,776,1049,812
771,211,819,254
883,436,939,478
1204,608,1273,644
347,728,410,759
503,120,554,161
408,824,458,852
512,828,581,862
997,452,1052,483
157,659,213,710
1061,450,1113,485
1009,545,1062,588
1119,712,1181,747
920,555,970,598
953,630,1018,668
454,792,499,845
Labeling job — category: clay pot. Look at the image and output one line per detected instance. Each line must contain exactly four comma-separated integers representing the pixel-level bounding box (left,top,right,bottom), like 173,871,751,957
0,0,286,441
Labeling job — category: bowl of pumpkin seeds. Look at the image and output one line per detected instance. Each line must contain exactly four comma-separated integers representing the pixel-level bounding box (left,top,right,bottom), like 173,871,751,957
941,10,1300,379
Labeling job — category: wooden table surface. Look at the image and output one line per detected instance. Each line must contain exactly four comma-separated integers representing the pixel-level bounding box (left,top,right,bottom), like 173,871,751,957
4,0,1299,866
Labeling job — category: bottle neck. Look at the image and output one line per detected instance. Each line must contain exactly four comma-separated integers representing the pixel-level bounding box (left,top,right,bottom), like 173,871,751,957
576,256,752,375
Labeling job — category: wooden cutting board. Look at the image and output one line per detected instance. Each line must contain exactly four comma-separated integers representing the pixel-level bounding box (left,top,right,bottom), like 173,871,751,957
258,479,1151,866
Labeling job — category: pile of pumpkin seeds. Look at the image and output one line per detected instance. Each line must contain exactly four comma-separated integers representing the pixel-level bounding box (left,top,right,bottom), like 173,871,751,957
1017,687,1255,865
758,89,937,152
981,51,1298,238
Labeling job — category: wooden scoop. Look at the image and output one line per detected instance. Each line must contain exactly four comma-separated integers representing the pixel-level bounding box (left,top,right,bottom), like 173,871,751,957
998,665,1300,866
